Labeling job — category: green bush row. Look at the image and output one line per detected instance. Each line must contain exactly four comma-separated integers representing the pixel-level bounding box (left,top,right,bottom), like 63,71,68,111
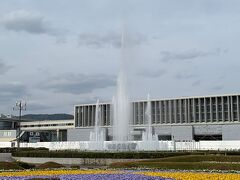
11,149,240,159
13,150,204,159
0,147,48,153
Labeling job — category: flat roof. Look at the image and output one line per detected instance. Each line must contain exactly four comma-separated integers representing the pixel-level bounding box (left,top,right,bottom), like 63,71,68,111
75,93,240,106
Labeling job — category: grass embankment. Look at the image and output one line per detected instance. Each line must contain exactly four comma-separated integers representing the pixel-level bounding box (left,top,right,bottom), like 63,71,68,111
0,161,65,170
110,155,240,171
0,162,24,170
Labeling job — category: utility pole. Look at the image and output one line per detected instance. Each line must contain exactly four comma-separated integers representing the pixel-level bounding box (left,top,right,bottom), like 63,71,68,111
13,100,26,148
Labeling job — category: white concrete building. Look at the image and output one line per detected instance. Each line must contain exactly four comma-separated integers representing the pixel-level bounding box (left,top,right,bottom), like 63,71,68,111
70,94,240,142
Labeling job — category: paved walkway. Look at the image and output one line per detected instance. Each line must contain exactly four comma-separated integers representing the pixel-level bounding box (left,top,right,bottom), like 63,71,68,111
0,153,14,162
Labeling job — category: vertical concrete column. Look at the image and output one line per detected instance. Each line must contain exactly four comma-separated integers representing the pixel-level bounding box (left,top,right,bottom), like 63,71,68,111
154,101,157,124
193,98,196,123
80,107,82,127
230,96,234,122
160,101,162,124
84,106,87,127
180,100,182,124
87,106,89,126
105,105,107,126
188,99,191,123
75,107,78,127
137,102,140,124
102,105,104,126
56,129,60,141
169,101,172,124
237,96,240,122
81,107,83,126
88,105,90,126
174,100,177,123
82,106,85,127
185,99,188,123
133,103,135,125
78,107,81,127
204,98,207,123
216,97,219,122
198,98,201,123
85,106,88,127
164,101,167,124
142,102,145,125
210,97,213,123
92,105,94,126
227,96,231,121
221,96,224,121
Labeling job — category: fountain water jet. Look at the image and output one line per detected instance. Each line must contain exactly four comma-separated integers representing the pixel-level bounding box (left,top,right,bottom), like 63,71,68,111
89,100,104,150
141,94,159,150
112,29,132,141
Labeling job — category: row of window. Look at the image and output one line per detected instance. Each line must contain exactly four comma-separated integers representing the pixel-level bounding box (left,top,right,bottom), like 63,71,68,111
75,95,240,127
21,123,74,128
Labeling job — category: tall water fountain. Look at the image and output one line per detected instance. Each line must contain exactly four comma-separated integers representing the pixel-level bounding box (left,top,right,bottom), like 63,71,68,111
112,29,131,142
141,94,159,150
89,100,104,150
88,29,160,151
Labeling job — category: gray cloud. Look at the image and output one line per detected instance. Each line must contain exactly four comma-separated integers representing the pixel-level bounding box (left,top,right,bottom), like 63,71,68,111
27,103,52,111
78,31,146,48
191,80,201,87
0,10,63,37
74,96,104,105
210,85,224,91
138,69,167,78
41,73,116,94
174,72,196,80
160,48,226,62
0,82,28,102
0,60,12,75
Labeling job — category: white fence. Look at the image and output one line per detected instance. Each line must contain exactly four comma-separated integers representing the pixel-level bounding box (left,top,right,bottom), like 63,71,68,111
17,140,240,151
0,142,12,148
0,140,239,151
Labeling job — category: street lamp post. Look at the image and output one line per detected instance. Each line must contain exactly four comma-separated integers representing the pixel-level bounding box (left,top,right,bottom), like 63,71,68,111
13,100,26,148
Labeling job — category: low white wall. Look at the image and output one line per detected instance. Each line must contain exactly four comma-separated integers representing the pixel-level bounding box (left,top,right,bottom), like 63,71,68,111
0,142,12,148
0,140,234,151
199,141,240,151
18,140,240,151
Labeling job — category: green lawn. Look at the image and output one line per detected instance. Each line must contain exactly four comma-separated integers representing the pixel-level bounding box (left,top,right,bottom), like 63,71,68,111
0,162,23,170
110,155,240,171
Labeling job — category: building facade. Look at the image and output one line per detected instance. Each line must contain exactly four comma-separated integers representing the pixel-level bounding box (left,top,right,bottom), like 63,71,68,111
71,94,240,141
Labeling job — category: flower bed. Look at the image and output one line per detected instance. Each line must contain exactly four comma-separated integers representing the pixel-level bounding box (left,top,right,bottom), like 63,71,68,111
0,169,239,180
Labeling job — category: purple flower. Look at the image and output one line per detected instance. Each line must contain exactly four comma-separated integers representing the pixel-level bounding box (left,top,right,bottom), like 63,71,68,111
0,174,171,180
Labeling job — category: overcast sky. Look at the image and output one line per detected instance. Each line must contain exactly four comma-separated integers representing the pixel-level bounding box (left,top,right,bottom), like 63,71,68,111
0,0,240,115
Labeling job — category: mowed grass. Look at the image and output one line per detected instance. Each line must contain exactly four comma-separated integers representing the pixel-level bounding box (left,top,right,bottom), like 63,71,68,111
110,155,240,170
0,162,23,170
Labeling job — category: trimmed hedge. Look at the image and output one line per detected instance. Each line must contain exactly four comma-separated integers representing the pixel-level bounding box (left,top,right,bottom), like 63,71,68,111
12,149,240,159
0,147,49,153
12,150,205,159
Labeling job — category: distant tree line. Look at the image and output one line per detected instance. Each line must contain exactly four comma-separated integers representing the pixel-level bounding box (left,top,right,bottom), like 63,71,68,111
20,114,74,120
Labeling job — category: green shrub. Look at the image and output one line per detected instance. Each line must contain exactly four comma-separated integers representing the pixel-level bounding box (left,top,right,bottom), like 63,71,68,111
0,162,23,170
70,165,80,169
37,162,65,169
13,150,240,159
16,161,35,169
13,151,197,159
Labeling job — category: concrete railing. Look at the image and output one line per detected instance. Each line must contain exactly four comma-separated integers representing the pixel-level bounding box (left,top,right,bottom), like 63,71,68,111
19,140,240,151
1,140,240,151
